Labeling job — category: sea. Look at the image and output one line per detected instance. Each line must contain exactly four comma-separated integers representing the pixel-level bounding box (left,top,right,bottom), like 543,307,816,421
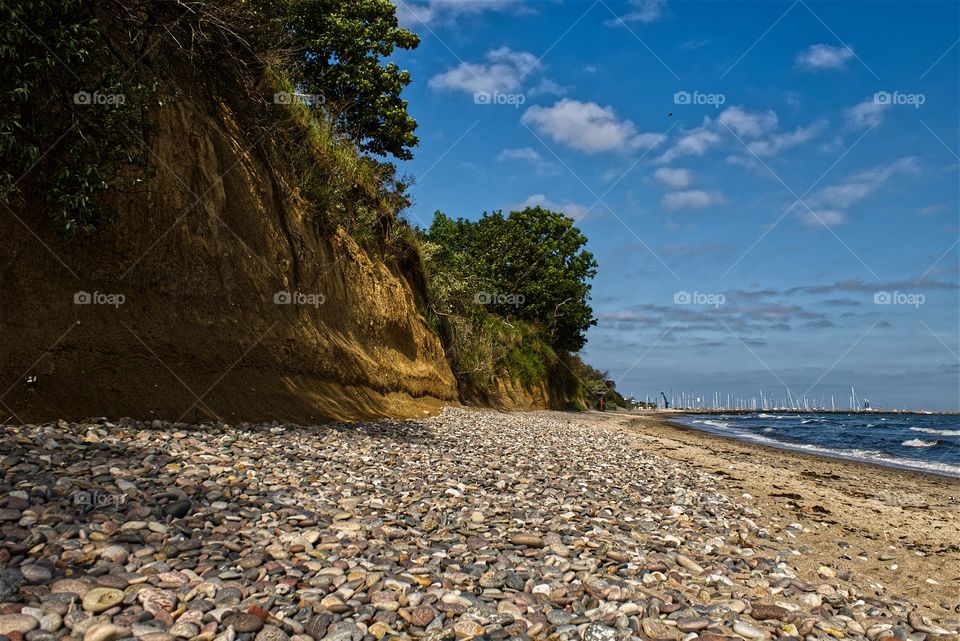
672,412,960,478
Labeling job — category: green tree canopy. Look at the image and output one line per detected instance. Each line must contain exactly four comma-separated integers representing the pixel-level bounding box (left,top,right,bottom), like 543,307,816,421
287,0,420,159
1,0,421,233
425,207,598,352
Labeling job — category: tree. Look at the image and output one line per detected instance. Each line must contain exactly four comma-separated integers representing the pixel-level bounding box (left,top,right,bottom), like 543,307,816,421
570,357,629,409
425,207,598,352
0,0,152,234
287,0,420,160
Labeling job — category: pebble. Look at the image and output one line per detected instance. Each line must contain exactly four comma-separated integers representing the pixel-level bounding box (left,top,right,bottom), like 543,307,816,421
733,621,765,639
509,533,543,547
81,589,124,614
82,624,128,641
452,620,484,639
304,615,332,639
676,554,704,574
253,626,288,641
407,607,434,628
583,624,617,641
222,615,263,634
677,617,711,632
643,618,682,640
100,546,128,564
748,604,791,622
547,610,574,626
162,500,191,518
0,616,38,636
19,567,52,585
38,615,60,633
49,580,90,596
167,622,198,639
0,408,953,641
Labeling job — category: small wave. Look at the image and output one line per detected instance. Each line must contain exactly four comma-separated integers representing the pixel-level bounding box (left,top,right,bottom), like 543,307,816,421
762,427,775,433
702,420,730,429
902,438,938,448
910,427,960,437
675,416,960,477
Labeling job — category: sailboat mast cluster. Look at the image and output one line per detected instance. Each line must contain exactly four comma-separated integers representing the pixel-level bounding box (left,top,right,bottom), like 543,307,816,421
652,386,882,412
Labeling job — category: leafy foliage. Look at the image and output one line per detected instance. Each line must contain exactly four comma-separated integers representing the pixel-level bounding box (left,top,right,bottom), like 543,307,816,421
286,0,420,159
0,0,153,234
424,207,598,352
2,0,419,235
418,206,600,401
567,356,632,409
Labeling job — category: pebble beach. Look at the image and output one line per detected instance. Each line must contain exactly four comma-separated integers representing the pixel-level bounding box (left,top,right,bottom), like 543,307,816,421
1,408,958,641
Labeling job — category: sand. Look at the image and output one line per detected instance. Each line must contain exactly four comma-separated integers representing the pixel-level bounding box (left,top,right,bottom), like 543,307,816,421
598,410,960,618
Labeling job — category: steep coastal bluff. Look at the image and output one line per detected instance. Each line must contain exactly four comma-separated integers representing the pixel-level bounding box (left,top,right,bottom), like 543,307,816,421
1,87,459,422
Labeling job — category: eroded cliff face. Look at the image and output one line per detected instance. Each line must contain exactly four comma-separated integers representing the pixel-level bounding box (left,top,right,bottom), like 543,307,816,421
0,92,458,423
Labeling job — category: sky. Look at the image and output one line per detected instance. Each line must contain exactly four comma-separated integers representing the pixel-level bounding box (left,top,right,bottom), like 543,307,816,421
389,0,960,410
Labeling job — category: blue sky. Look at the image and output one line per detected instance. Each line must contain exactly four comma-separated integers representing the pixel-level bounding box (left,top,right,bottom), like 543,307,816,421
390,0,960,410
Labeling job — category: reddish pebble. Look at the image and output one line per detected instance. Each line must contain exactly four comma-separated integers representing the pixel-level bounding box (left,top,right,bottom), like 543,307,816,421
246,605,270,620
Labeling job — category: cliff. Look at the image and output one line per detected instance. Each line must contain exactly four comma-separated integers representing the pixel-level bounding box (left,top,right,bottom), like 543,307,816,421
0,87,458,423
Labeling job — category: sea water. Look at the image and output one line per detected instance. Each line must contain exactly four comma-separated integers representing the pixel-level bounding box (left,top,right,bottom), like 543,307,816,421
673,412,960,478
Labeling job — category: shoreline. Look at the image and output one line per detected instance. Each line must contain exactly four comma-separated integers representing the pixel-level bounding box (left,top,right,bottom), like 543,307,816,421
663,409,960,416
662,413,960,481
601,410,960,618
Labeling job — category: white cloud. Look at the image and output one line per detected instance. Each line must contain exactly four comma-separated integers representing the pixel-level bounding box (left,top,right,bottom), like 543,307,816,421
845,98,889,128
813,157,918,209
725,154,762,173
799,210,847,228
795,44,855,71
661,189,723,210
527,78,567,97
747,120,826,156
520,194,590,220
522,99,665,154
658,106,773,163
716,106,778,138
679,39,710,50
497,147,559,174
798,158,917,228
816,184,872,209
917,204,946,217
394,0,526,25
497,147,542,163
660,106,820,164
654,167,693,188
429,47,538,94
605,0,666,25
657,126,721,163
